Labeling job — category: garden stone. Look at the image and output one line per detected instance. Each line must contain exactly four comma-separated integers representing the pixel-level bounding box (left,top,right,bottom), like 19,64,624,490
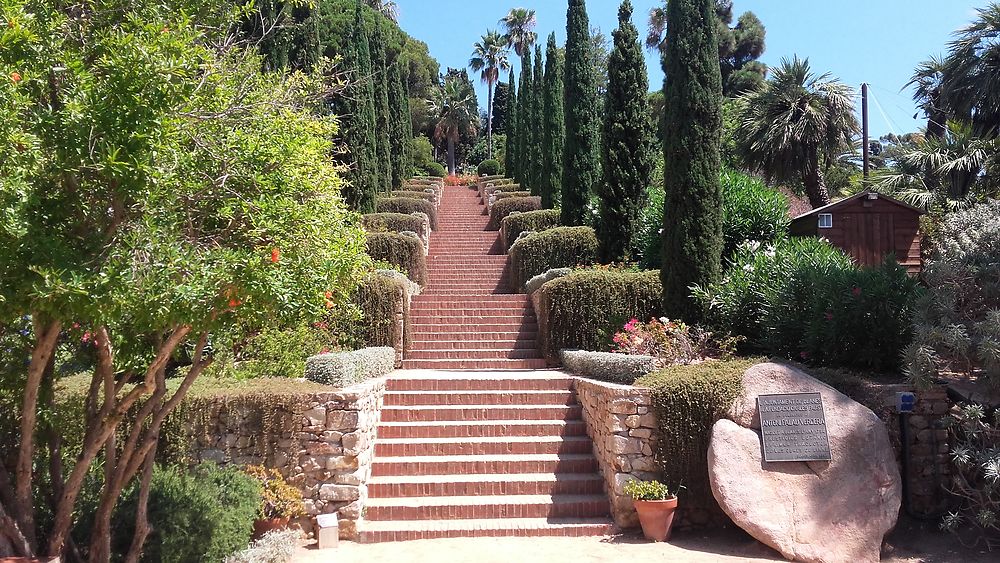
319,484,360,502
708,362,901,563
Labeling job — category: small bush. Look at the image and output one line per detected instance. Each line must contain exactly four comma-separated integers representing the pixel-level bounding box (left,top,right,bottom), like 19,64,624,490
387,190,436,203
423,161,446,177
939,404,1000,547
243,466,305,519
509,227,599,290
637,357,764,521
720,168,790,257
494,190,531,200
623,479,674,501
352,272,412,351
223,529,298,563
611,318,729,365
525,267,571,295
365,232,427,287
304,347,395,386
488,196,542,230
501,209,561,250
477,159,501,176
560,349,659,385
537,269,662,361
375,197,436,229
361,213,426,235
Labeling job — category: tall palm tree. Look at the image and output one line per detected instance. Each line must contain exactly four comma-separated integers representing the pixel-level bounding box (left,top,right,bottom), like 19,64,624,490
470,30,511,159
429,76,480,175
907,56,948,139
940,4,1000,137
736,56,859,208
499,8,537,58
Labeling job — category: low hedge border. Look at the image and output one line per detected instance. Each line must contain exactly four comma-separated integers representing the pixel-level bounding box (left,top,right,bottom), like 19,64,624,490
353,271,414,353
508,226,599,290
560,349,659,385
361,213,427,235
488,196,541,230
501,209,561,250
304,347,396,387
365,232,427,287
375,197,436,229
388,190,437,204
494,190,531,200
525,267,571,295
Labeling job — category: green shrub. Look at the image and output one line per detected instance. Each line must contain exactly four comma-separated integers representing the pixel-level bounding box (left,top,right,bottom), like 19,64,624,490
637,357,764,522
365,232,426,287
494,190,531,200
304,347,396,386
387,190,436,202
560,349,659,385
361,213,427,235
114,463,262,563
423,161,446,177
537,269,662,361
375,197,436,229
501,209,561,250
409,135,435,175
488,196,542,230
720,168,790,257
477,159,501,176
209,324,334,380
509,227,599,290
353,272,411,351
622,479,674,501
906,200,1000,386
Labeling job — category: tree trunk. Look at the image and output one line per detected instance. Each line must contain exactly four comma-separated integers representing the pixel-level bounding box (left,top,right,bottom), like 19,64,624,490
447,136,456,175
487,79,494,160
803,152,832,208
123,448,156,563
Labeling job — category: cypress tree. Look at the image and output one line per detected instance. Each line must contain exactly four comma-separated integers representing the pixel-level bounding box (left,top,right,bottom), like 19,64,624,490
343,0,379,212
541,32,564,209
562,0,601,226
505,70,518,178
387,59,409,189
597,0,655,263
516,48,533,187
370,17,393,192
493,81,510,134
660,0,724,321
529,44,545,197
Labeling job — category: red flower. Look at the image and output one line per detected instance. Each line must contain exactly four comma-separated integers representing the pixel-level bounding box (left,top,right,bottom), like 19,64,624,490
228,298,241,308
82,332,91,343
10,72,21,83
324,299,335,310
72,322,81,329
270,248,280,263
851,287,862,297
324,290,333,299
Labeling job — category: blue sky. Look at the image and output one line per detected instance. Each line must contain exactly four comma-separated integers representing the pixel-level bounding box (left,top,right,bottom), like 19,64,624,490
394,0,987,137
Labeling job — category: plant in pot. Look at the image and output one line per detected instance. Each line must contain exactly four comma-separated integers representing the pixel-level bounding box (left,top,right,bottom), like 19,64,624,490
244,465,306,540
623,478,678,542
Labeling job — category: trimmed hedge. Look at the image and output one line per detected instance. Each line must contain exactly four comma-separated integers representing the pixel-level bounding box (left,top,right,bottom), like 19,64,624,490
478,159,502,176
525,267,571,295
365,232,426,287
488,196,542,230
494,191,532,200
388,190,436,203
509,227,599,290
361,213,426,235
376,197,436,229
637,357,764,524
353,272,412,351
423,161,446,177
560,349,659,384
536,269,662,361
304,347,396,387
501,208,561,249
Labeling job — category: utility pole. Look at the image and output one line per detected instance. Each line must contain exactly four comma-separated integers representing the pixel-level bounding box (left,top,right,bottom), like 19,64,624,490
862,83,870,180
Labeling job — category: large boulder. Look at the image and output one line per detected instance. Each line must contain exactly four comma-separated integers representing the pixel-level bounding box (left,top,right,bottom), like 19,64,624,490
708,363,901,563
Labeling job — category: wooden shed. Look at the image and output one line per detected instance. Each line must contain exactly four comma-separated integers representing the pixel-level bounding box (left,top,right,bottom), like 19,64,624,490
790,192,923,274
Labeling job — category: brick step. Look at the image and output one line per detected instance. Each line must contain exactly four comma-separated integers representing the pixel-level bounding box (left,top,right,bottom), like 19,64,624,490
405,331,537,342
359,517,614,543
409,310,532,319
374,436,592,456
419,291,519,297
401,359,548,370
377,419,585,438
380,404,578,422
386,376,571,392
411,295,528,302
410,302,529,311
367,472,604,498
365,494,609,521
420,286,515,292
426,257,507,262
403,349,542,360
370,453,598,477
410,313,533,323
408,339,537,350
424,279,508,286
409,322,535,332
383,390,574,406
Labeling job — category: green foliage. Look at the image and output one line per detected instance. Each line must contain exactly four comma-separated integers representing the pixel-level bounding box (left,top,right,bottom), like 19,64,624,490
352,273,410,351
495,191,531,201
509,227,599,290
409,135,436,176
560,349,659,385
488,196,542,230
505,70,518,180
906,200,1000,386
537,269,662,361
365,232,427,287
562,0,602,226
501,208,561,250
528,44,545,196
369,14,393,194
623,479,674,501
386,190,435,202
388,61,411,190
376,197,437,229
223,529,298,563
719,168,790,257
423,161,447,178
660,0,724,322
541,32,565,209
208,323,336,380
242,465,305,519
304,347,395,386
493,81,511,134
340,0,380,211
637,357,763,518
597,0,655,263
939,404,1000,546
361,213,427,235
515,48,534,187
478,159,502,176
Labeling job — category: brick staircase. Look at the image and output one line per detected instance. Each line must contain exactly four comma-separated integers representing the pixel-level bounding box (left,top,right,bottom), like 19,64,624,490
360,184,612,542
403,184,546,370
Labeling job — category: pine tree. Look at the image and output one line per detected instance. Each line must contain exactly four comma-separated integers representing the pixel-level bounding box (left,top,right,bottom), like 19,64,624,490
370,17,393,192
597,0,654,263
562,0,601,226
387,59,409,189
516,48,533,187
343,0,379,212
660,0,723,321
505,70,518,178
529,44,545,197
541,32,565,209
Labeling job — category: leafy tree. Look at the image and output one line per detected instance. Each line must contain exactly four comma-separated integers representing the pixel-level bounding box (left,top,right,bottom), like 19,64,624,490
939,4,1000,138
660,0,724,322
563,0,601,226
492,81,511,134
430,74,480,174
370,15,393,192
387,59,411,187
597,0,655,263
469,30,510,159
516,47,534,186
541,32,565,208
529,44,545,196
735,56,859,208
506,70,518,177
499,8,538,57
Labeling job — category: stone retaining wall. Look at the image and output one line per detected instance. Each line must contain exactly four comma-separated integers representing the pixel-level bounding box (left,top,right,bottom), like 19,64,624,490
180,378,386,540
573,377,658,528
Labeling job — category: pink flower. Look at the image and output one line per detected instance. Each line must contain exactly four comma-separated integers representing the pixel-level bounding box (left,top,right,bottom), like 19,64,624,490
82,332,91,343
851,287,862,297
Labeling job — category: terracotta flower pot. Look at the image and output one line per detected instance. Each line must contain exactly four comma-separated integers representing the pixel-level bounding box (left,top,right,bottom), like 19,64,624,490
633,497,678,542
252,516,290,540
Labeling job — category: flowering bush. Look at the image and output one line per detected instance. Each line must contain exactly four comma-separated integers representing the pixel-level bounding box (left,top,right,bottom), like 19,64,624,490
243,466,305,520
612,317,729,365
444,174,477,186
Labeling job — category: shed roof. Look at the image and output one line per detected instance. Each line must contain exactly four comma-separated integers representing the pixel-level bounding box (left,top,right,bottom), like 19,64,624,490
791,191,924,222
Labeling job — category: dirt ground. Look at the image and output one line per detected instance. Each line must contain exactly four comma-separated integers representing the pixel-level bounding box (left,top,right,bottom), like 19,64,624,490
292,518,997,563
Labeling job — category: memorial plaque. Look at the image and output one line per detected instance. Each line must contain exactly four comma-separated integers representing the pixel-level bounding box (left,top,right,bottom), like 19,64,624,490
757,392,832,462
